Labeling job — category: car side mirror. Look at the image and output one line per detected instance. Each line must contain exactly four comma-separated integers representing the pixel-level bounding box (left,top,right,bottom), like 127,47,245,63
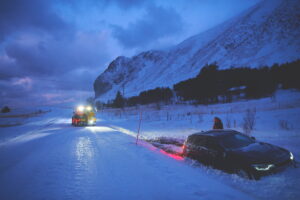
251,136,256,140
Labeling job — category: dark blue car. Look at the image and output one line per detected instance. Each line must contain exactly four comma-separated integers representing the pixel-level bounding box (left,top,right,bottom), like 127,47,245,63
183,130,295,180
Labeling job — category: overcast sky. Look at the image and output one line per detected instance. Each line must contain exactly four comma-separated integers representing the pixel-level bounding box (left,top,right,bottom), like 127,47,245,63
0,0,259,107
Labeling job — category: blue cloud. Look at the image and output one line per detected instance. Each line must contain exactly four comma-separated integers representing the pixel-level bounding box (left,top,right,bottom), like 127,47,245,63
112,5,184,48
0,0,71,41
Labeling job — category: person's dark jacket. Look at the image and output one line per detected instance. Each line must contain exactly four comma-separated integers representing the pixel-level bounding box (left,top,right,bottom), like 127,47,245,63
213,117,223,129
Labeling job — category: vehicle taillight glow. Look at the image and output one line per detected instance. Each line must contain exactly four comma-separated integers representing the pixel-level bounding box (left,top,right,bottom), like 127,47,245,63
181,144,186,156
138,141,184,161
159,149,184,161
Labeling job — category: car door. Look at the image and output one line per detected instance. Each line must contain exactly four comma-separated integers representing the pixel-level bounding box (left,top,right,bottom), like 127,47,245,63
204,138,226,168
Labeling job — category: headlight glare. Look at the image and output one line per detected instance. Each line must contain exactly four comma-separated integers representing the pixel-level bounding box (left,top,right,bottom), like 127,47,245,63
86,106,92,111
290,152,294,160
252,164,274,171
88,120,95,125
77,105,84,112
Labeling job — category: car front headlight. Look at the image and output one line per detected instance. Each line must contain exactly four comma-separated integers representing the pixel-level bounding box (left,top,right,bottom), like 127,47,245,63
290,152,294,160
252,164,275,171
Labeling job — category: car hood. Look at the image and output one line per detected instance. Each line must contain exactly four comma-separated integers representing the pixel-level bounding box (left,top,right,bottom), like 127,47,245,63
229,142,290,164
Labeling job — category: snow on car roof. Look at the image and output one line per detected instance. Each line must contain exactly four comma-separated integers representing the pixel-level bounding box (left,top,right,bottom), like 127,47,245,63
190,129,240,137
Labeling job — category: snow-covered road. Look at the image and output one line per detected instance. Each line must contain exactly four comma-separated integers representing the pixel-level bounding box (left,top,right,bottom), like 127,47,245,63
0,108,255,200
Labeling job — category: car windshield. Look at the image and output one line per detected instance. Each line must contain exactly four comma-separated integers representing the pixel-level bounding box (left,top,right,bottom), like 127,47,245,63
219,133,255,149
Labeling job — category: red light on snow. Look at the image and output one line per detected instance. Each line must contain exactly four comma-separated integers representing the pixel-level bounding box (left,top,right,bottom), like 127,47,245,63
138,141,184,161
159,149,184,161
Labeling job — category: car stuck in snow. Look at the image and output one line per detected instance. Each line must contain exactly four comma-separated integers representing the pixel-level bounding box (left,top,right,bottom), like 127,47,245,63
182,130,295,180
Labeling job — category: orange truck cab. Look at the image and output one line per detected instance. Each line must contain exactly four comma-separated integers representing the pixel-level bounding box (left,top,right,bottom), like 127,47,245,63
72,105,96,126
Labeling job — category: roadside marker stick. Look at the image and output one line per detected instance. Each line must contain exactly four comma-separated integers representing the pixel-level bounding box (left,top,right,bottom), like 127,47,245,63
136,111,143,145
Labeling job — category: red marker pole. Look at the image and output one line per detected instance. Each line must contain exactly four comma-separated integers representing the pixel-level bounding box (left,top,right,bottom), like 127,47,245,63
136,111,143,145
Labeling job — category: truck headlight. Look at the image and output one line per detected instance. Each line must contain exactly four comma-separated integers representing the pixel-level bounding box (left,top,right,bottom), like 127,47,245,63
252,164,274,171
290,152,294,160
77,105,84,112
86,106,92,111
88,120,95,125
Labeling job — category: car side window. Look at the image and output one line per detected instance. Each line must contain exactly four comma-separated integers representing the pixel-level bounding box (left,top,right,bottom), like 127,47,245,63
188,136,222,151
188,136,199,144
188,136,207,148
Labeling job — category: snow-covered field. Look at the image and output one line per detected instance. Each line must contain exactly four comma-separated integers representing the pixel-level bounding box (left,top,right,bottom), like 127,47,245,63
98,90,300,199
0,90,299,200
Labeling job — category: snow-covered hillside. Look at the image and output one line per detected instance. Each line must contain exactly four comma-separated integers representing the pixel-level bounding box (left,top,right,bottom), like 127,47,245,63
94,0,300,100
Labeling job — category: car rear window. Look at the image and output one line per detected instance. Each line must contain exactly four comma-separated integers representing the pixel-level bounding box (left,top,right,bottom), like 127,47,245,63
188,135,207,146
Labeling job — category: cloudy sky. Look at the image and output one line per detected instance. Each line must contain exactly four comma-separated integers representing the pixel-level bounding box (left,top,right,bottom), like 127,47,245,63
0,0,259,107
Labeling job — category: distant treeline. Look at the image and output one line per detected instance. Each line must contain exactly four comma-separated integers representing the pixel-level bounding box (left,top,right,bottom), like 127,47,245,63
174,60,300,104
98,60,300,108
104,87,173,108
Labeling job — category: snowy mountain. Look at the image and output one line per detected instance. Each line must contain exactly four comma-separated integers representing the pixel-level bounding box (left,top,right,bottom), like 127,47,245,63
94,0,300,100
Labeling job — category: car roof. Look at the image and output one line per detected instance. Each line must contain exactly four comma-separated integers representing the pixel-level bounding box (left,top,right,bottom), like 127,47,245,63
189,129,240,138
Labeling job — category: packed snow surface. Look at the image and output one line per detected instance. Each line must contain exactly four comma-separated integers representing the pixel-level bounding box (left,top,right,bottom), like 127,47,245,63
0,108,252,200
1,90,300,200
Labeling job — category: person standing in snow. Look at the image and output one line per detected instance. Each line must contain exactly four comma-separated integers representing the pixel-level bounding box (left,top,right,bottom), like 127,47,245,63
213,117,223,129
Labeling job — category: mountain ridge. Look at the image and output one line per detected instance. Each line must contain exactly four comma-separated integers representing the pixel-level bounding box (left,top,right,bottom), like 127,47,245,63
94,0,300,100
